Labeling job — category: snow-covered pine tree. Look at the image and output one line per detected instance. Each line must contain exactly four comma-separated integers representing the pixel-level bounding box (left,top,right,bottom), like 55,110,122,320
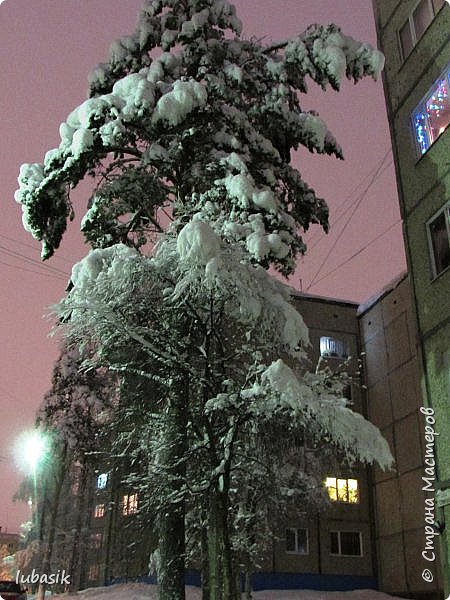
15,2,391,599
53,235,392,600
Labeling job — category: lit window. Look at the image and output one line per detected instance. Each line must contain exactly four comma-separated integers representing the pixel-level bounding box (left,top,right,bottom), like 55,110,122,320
320,336,348,359
285,528,309,554
88,564,100,580
325,477,359,503
330,531,362,556
94,503,105,518
122,493,138,516
71,464,81,496
412,64,450,155
399,0,445,60
97,473,108,489
427,203,450,277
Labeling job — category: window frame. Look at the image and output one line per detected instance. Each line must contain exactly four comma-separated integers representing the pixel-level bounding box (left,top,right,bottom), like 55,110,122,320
411,63,450,156
88,564,100,581
285,527,309,555
96,472,108,490
89,532,103,549
398,0,445,62
325,477,359,504
426,201,450,278
122,492,138,516
319,336,348,360
330,530,363,557
94,503,105,518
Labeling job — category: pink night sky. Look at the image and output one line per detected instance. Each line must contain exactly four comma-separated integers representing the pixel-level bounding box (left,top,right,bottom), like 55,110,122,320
0,0,406,533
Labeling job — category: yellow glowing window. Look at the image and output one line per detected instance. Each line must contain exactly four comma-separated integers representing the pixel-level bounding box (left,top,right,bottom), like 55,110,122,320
122,493,138,516
325,477,359,503
94,503,105,518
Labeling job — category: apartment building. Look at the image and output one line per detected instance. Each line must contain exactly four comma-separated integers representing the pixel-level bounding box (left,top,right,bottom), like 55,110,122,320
372,1,450,595
360,273,441,599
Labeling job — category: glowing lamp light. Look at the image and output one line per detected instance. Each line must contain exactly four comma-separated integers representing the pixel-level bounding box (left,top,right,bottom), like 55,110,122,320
15,430,48,475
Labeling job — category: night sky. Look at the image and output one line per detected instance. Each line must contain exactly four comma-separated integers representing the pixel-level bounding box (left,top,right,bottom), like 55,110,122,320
0,0,405,532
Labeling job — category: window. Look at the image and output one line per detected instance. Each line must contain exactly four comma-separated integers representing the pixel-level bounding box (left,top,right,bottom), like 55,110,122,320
330,531,362,556
97,473,108,489
399,0,445,61
325,477,359,503
285,528,309,554
320,336,348,359
71,463,82,496
90,532,103,549
122,493,138,516
427,203,450,277
412,64,450,155
88,564,100,580
94,503,105,518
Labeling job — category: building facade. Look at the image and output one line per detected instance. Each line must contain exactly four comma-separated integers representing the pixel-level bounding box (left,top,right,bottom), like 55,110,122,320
359,273,441,599
372,0,450,595
258,293,378,591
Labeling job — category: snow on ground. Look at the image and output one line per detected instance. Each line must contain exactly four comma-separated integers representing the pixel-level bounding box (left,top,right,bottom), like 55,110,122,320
45,582,406,600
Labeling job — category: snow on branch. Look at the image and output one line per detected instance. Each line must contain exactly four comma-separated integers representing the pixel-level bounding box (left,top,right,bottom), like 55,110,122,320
15,3,384,270
257,359,393,470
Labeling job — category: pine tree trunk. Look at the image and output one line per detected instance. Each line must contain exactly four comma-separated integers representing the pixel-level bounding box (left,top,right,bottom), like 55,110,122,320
201,517,210,600
157,390,187,600
207,485,238,600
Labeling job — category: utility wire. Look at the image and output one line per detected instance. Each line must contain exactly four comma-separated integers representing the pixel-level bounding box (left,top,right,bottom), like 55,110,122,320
306,152,393,249
0,244,70,278
0,259,68,281
308,156,393,252
0,232,74,265
307,218,402,289
306,147,392,291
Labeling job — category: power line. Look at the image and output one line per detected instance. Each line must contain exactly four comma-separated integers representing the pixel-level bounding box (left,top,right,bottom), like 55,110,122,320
306,151,393,249
307,218,402,289
0,232,73,265
0,244,70,278
306,147,393,291
0,258,68,281
307,156,393,252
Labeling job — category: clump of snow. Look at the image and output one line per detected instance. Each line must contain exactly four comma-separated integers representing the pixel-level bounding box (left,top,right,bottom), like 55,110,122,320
112,73,156,117
313,36,347,87
176,220,221,266
70,244,139,299
152,80,208,126
71,128,95,157
298,112,328,151
260,359,393,470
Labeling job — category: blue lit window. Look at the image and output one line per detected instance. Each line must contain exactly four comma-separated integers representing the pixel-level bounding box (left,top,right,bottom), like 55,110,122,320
320,336,348,359
97,473,108,489
412,65,450,155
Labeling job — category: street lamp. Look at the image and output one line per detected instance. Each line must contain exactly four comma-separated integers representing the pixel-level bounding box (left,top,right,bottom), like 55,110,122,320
15,430,48,510
16,430,48,473
20,430,47,475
